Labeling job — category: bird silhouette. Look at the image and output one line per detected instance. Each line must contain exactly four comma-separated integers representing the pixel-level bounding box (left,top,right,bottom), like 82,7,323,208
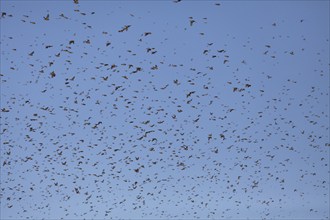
0,2,328,220
43,14,49,21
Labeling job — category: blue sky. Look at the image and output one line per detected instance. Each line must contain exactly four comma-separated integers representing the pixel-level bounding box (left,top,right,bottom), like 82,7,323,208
0,0,329,219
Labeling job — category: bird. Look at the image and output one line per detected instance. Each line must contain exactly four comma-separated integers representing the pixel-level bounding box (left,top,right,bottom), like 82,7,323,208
50,71,56,78
118,25,131,32
43,14,49,21
190,19,196,26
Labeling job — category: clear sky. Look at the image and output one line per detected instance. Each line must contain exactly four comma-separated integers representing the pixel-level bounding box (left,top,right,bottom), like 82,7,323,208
0,0,329,219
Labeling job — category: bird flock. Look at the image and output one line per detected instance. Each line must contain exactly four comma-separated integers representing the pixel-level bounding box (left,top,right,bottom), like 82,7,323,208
0,1,329,219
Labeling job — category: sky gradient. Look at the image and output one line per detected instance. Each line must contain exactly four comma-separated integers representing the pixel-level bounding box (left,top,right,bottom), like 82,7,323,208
0,0,329,219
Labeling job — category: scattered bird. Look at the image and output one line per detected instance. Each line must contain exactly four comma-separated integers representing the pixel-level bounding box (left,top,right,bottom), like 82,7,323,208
43,14,49,21
118,25,131,32
190,19,196,26
50,71,56,78
0,3,328,220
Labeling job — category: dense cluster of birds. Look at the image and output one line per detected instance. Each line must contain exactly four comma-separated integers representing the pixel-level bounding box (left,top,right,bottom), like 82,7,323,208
0,1,329,219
